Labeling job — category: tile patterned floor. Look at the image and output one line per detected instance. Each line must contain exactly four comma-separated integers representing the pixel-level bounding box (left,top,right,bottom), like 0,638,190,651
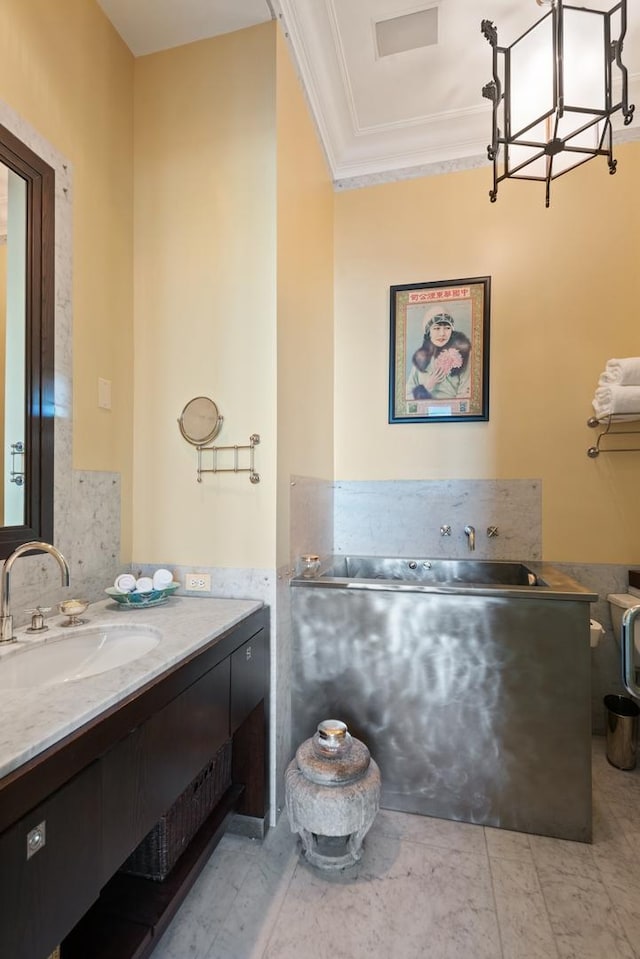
152,737,640,959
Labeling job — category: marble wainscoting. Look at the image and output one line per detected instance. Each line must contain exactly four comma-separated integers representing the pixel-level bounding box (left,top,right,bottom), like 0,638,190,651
289,475,334,571
333,479,542,560
8,471,122,628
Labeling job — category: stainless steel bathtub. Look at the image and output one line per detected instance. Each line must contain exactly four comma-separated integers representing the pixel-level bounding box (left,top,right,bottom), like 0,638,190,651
323,555,542,585
290,555,597,842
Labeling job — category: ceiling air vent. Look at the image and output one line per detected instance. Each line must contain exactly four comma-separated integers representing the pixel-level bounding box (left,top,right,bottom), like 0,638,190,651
375,7,438,58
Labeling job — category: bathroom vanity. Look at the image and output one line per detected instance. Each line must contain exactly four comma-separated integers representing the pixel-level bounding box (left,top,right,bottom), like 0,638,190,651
0,597,269,959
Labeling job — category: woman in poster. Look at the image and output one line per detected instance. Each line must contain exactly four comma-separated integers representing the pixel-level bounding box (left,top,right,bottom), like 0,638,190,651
406,311,471,401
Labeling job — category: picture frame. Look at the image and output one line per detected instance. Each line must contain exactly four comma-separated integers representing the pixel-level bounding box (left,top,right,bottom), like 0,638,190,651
389,276,491,424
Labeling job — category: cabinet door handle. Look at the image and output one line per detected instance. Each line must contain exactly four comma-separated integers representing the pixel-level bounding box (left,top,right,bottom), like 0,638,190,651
26,821,46,859
245,646,252,661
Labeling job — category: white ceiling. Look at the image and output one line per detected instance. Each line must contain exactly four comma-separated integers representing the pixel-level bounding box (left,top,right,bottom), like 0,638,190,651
96,0,640,189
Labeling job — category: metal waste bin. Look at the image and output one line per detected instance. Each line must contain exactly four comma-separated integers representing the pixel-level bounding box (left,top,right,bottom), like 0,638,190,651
604,694,640,770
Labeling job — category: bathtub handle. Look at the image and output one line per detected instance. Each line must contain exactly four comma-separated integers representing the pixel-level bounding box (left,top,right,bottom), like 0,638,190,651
621,605,640,699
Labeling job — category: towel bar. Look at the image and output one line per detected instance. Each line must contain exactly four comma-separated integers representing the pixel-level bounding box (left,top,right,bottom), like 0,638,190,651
587,413,640,457
196,434,260,483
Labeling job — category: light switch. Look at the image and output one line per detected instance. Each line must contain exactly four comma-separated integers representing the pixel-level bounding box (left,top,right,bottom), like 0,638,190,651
98,377,112,410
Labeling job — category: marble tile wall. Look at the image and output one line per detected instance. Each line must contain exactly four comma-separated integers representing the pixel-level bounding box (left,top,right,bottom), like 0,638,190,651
334,478,542,559
289,475,334,569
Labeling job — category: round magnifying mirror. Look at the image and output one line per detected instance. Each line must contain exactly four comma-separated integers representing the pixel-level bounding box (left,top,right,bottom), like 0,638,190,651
178,397,223,446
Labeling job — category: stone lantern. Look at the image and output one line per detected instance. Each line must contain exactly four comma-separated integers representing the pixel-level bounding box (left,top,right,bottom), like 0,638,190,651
285,719,381,870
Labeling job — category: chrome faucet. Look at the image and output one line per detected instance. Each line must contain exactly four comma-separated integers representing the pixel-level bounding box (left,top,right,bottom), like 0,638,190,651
0,541,70,643
464,525,476,551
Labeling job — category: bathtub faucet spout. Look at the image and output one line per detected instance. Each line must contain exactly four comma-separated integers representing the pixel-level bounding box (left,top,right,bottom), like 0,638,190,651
464,526,475,551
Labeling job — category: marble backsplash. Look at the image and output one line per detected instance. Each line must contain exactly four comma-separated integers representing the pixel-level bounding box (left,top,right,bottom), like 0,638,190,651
289,475,334,570
333,478,542,560
8,471,122,630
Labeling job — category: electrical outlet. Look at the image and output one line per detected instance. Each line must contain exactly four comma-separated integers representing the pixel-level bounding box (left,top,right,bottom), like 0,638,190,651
185,572,211,592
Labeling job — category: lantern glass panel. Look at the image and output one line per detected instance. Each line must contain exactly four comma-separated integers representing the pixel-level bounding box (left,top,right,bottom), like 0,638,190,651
563,8,605,111
508,146,547,178
509,14,554,137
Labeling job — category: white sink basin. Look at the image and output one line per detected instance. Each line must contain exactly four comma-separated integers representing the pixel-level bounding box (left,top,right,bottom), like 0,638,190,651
0,624,162,689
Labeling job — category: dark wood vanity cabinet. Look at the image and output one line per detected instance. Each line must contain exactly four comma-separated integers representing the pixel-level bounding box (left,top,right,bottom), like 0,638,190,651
0,762,102,959
101,657,231,883
230,631,267,734
0,606,269,959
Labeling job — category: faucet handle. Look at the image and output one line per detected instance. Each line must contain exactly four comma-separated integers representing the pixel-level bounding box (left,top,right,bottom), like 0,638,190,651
440,525,451,536
25,607,51,632
487,526,499,538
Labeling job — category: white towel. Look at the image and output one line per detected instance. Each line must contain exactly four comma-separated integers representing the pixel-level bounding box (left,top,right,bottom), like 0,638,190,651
114,572,136,592
598,357,640,386
592,384,640,422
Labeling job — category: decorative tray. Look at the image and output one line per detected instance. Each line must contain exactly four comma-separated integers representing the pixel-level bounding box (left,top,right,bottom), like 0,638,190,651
105,582,180,608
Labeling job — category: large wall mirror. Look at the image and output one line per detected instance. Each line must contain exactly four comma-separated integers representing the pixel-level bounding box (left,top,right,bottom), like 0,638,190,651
0,121,54,557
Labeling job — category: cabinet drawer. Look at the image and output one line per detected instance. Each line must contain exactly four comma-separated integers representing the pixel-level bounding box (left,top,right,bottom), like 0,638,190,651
230,630,266,733
101,657,230,880
0,762,101,959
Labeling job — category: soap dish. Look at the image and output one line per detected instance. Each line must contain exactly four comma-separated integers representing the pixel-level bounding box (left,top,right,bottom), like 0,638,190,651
58,599,90,627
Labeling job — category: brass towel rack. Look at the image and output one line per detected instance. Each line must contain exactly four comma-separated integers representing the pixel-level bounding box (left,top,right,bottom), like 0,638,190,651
587,414,640,457
196,434,260,484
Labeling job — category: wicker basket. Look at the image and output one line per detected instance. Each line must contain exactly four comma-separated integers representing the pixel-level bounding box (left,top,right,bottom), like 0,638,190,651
120,739,232,881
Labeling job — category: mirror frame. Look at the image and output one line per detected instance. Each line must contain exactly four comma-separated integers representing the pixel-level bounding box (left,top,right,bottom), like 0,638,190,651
0,121,54,557
178,396,223,447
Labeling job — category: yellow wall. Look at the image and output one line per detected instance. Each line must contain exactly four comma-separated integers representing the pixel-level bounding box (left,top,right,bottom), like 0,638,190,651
334,145,640,563
133,24,278,568
0,0,134,554
275,28,334,567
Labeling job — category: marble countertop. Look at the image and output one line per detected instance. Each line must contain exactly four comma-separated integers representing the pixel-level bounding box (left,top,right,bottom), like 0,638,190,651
0,595,263,782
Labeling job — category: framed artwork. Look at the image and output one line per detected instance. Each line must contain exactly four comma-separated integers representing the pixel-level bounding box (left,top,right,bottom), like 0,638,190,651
389,276,491,424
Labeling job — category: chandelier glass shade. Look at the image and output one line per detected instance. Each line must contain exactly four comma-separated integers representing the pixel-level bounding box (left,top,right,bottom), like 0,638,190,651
481,0,634,206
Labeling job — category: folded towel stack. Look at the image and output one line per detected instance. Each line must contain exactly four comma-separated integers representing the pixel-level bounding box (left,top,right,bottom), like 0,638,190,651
592,358,640,422
597,357,640,386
